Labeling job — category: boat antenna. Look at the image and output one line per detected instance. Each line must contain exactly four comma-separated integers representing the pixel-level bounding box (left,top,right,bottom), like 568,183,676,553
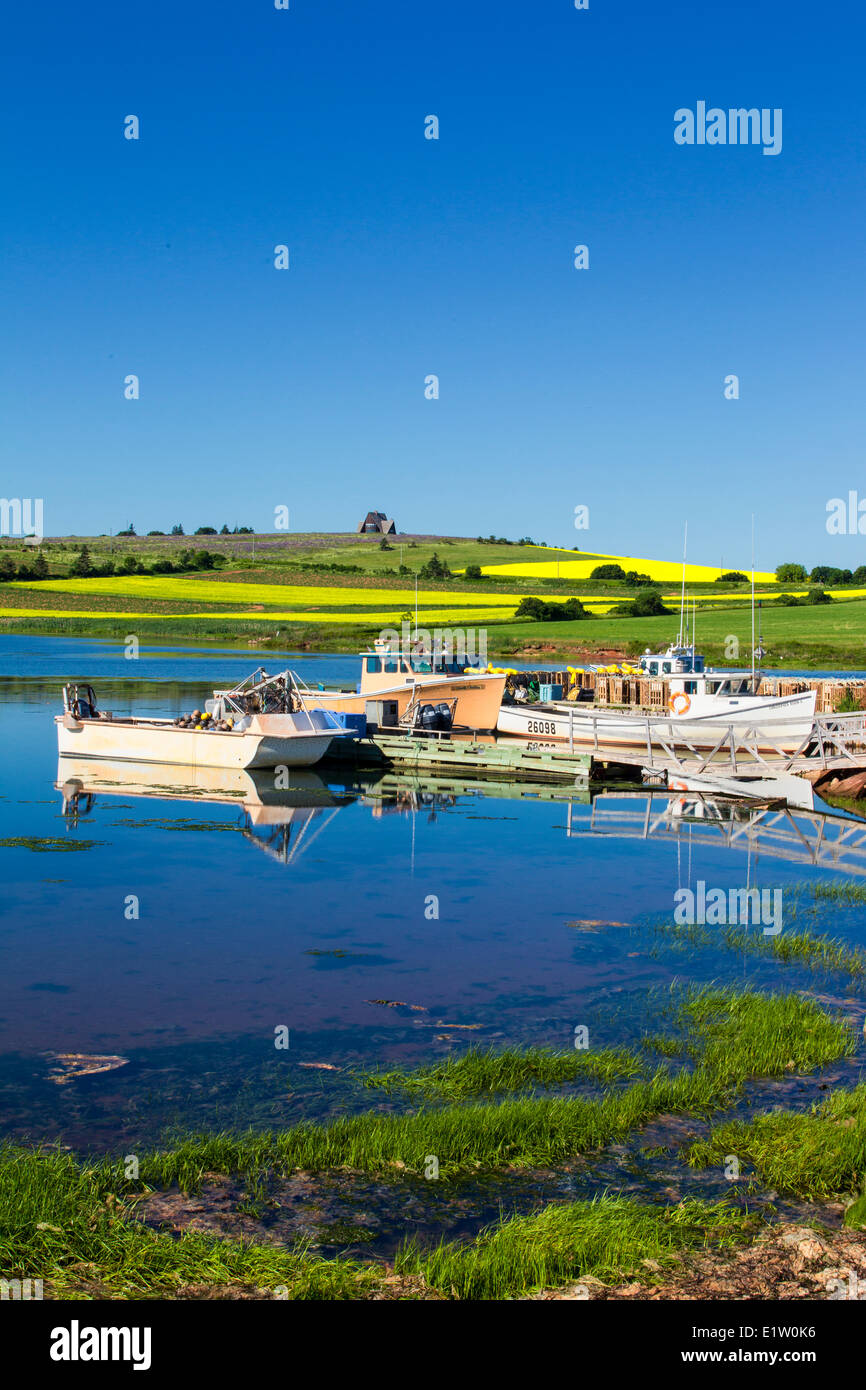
678,522,688,647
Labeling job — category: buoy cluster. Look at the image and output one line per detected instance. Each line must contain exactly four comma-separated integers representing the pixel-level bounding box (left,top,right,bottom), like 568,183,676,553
173,709,234,732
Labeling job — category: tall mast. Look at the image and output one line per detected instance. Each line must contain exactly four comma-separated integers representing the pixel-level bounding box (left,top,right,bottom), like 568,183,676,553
750,515,756,689
678,522,688,647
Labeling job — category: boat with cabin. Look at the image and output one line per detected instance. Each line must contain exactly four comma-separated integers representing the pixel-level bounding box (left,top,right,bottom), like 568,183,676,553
55,669,349,770
497,640,817,752
289,642,507,732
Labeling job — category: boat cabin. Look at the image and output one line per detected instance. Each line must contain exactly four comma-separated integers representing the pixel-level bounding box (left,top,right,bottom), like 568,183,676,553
638,645,705,678
637,645,757,699
359,647,474,691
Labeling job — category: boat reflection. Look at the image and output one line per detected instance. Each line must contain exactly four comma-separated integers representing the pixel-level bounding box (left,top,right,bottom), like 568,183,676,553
54,757,354,865
53,758,866,876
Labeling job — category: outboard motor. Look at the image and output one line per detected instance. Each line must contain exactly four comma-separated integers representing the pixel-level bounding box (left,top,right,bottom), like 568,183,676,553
435,702,454,731
419,703,439,731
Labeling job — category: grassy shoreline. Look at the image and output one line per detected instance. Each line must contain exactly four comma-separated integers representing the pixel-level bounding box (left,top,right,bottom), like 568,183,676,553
2,985,858,1300
4,613,866,669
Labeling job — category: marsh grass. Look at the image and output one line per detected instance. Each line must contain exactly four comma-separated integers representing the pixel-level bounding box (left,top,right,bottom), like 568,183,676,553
1,984,857,1298
653,917,866,978
120,1070,720,1190
685,1084,866,1201
88,988,853,1192
360,1044,646,1099
720,926,865,977
0,1143,376,1300
396,1195,756,1300
810,881,866,904
677,985,855,1088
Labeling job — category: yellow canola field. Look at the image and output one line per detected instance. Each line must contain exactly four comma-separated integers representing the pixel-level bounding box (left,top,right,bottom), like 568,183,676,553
21,578,522,608
476,551,778,583
0,607,519,624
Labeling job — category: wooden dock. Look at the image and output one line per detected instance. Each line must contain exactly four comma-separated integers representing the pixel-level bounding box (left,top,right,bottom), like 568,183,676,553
324,731,594,786
324,710,866,806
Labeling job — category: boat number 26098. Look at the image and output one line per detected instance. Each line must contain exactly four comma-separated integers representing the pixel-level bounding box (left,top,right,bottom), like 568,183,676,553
526,718,558,735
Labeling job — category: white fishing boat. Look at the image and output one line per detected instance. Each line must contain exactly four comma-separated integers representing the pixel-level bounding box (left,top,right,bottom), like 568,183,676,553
499,526,817,754
55,669,349,770
499,643,816,752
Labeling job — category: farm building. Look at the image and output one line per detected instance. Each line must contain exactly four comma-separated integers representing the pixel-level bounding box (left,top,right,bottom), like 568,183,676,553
356,511,397,535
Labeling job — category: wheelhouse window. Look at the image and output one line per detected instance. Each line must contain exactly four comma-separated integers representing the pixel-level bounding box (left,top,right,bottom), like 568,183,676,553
365,656,381,673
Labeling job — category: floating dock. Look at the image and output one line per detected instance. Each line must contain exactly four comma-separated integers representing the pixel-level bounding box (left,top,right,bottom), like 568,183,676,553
324,709,866,809
324,731,595,786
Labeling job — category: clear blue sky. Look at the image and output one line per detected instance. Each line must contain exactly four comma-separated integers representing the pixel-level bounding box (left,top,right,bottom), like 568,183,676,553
1,0,863,570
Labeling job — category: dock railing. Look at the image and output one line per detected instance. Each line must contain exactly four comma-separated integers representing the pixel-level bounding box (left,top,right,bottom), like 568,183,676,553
579,710,866,776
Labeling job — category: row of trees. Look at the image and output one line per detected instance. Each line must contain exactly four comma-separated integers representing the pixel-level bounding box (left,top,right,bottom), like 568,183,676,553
67,546,227,578
0,545,229,582
116,524,254,537
776,563,866,585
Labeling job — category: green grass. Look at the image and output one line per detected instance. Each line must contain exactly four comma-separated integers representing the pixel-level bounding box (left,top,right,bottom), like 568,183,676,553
85,987,852,1191
720,925,865,977
655,917,866,979
2,984,856,1298
686,1085,866,1201
491,596,866,665
396,1195,756,1299
360,1044,646,1099
0,1143,377,1300
676,986,854,1087
6,531,866,664
810,881,866,904
119,1071,720,1189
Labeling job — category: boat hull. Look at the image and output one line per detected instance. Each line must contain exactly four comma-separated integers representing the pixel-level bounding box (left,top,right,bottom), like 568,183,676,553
497,694,818,754
55,712,340,769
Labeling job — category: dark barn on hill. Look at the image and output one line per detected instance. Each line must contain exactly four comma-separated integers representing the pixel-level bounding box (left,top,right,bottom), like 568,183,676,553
356,511,397,535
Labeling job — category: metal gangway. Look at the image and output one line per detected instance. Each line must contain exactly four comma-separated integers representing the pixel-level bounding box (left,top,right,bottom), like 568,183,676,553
572,710,866,779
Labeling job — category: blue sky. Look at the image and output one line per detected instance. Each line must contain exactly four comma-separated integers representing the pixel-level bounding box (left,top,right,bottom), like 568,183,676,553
1,0,863,569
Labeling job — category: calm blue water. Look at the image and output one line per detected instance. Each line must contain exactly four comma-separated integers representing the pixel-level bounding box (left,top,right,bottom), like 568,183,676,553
1,635,865,1151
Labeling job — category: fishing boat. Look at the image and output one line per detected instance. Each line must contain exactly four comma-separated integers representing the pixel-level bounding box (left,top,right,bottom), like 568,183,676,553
499,641,817,752
55,669,349,770
499,526,817,753
265,642,507,732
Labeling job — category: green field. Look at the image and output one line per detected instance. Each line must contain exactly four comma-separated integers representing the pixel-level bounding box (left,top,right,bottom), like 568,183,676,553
2,531,864,667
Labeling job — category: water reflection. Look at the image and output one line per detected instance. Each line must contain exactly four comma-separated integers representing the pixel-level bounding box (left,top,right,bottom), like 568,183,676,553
55,760,356,865
53,753,866,878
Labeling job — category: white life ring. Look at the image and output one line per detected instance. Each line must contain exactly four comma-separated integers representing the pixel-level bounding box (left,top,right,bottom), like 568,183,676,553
669,692,691,716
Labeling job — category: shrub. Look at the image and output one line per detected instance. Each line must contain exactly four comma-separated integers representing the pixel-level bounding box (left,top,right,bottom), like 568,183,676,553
515,596,586,622
776,562,807,583
626,589,669,617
